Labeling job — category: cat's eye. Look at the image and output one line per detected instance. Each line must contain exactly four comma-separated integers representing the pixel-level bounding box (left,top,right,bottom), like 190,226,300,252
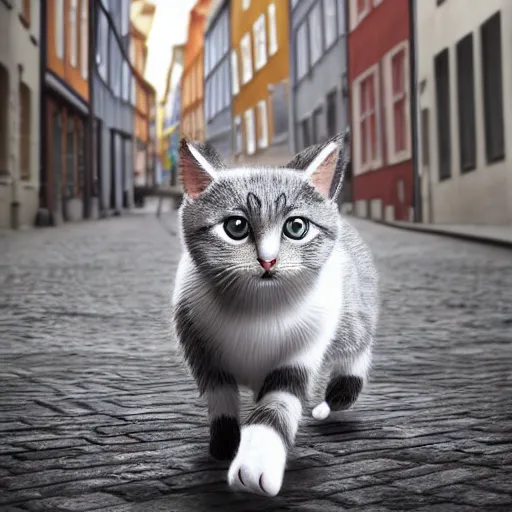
283,217,309,240
223,216,249,240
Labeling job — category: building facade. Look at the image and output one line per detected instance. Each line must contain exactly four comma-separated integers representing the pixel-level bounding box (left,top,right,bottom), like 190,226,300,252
181,0,211,142
231,0,291,166
0,0,41,229
349,0,414,222
161,44,184,186
289,0,350,209
41,0,91,225
93,0,134,216
204,0,232,160
130,1,156,190
417,0,512,225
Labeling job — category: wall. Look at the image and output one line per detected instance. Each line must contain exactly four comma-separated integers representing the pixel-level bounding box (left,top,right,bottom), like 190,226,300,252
0,0,41,229
349,0,413,222
417,0,512,225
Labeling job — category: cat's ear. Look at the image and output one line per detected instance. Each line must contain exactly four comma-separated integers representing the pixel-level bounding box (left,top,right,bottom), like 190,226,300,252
285,130,350,200
179,139,223,199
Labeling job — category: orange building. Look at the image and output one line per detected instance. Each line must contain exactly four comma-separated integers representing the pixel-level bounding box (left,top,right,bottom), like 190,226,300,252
42,0,91,224
130,1,156,188
181,0,212,141
231,0,291,165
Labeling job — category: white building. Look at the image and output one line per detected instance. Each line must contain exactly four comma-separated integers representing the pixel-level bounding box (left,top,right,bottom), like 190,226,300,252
417,0,512,225
0,0,41,229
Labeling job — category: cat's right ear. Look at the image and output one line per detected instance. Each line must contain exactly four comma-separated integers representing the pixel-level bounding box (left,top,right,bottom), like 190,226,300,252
179,139,220,199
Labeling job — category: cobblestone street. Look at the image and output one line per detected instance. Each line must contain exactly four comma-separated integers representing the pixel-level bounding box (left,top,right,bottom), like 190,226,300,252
1,211,511,512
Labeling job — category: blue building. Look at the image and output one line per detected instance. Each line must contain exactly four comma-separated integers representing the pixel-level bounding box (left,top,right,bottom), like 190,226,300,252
204,0,232,160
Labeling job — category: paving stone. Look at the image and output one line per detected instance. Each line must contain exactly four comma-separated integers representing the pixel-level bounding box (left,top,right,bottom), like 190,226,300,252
0,214,511,510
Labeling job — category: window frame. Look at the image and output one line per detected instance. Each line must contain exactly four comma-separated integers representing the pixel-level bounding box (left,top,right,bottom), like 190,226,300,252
308,2,323,66
268,3,278,56
240,32,253,85
80,0,88,79
350,0,370,31
69,0,78,68
323,0,338,50
295,21,309,82
257,99,269,149
244,108,256,155
253,14,267,71
55,0,65,60
351,63,383,175
382,40,411,165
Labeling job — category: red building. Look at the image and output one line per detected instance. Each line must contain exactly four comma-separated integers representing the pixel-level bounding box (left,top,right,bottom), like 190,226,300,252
348,0,413,222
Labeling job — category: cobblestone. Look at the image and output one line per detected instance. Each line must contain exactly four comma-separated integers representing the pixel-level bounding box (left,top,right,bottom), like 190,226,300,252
0,213,511,511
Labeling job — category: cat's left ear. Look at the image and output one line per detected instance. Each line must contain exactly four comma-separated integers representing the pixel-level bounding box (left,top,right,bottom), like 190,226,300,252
179,139,224,199
286,130,350,201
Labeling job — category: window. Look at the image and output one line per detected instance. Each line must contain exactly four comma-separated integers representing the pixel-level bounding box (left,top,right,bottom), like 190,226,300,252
434,48,451,180
222,13,229,54
97,9,109,79
456,33,476,172
301,118,311,148
66,115,75,197
352,64,381,174
323,0,337,48
350,0,370,30
55,0,64,59
309,3,322,65
481,12,505,163
244,108,256,155
69,0,78,67
270,80,289,142
242,0,250,10
326,90,337,137
224,60,230,108
80,0,88,79
234,116,243,154
296,23,309,81
338,0,346,35
253,14,267,71
373,0,383,5
268,3,278,56
19,83,31,181
383,41,411,164
312,108,323,144
122,60,130,101
257,100,269,149
240,33,253,84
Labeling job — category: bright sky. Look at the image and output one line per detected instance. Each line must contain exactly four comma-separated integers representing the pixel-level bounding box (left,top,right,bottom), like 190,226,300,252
145,0,197,101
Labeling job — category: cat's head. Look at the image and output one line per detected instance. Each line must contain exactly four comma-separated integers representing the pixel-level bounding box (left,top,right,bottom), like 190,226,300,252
178,132,349,313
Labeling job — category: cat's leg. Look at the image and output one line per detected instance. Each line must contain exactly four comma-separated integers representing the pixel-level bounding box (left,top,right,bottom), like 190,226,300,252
312,347,372,421
227,365,311,497
207,385,241,461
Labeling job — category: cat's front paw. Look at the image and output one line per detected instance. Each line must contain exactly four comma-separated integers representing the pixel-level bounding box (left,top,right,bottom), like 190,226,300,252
227,424,286,497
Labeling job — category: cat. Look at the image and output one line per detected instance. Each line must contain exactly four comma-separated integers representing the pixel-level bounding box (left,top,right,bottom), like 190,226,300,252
171,131,379,497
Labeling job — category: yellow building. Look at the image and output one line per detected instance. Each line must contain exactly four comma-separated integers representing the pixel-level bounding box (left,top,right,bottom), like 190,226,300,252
231,0,291,165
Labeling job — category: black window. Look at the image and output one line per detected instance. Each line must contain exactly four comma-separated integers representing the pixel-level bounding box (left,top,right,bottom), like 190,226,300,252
326,90,337,137
301,119,311,148
434,48,451,180
481,12,505,163
312,108,323,144
456,33,476,172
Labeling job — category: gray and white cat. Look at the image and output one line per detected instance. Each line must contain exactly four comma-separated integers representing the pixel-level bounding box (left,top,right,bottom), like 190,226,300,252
172,132,379,497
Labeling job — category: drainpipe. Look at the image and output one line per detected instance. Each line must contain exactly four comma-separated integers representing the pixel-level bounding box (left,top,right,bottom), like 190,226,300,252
409,0,422,223
39,0,48,220
85,0,96,219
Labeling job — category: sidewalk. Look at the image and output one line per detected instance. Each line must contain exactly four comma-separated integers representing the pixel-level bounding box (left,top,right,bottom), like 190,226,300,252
372,219,512,249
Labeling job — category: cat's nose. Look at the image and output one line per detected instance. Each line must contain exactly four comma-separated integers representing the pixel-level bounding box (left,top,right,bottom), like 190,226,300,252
258,258,277,272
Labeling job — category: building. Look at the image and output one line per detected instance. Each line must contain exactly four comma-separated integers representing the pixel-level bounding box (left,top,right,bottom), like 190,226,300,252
231,0,291,166
93,0,135,217
0,0,41,229
348,0,414,222
417,0,512,225
130,0,156,190
289,0,350,209
181,0,211,142
204,0,232,160
161,44,184,186
40,0,91,225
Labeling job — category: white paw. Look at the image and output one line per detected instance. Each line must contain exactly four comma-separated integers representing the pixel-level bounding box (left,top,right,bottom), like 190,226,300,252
227,424,286,497
312,401,331,420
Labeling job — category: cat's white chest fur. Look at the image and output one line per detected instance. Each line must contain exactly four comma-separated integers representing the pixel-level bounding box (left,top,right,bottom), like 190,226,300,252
173,248,345,389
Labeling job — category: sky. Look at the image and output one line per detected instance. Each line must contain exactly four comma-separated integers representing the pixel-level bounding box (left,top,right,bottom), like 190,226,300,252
145,0,197,101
